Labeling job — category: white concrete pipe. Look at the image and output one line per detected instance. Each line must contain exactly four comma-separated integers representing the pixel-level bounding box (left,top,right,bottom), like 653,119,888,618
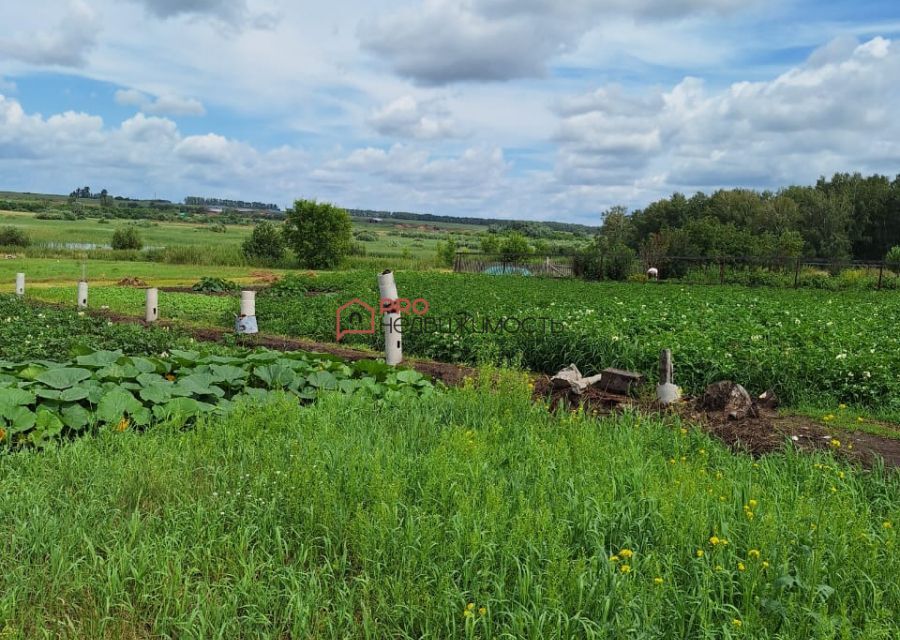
77,281,88,309
235,290,258,334
145,287,159,323
378,270,402,366
15,273,24,296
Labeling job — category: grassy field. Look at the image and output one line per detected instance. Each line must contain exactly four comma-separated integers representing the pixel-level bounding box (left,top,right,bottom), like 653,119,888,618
0,378,897,638
0,210,492,261
0,257,286,285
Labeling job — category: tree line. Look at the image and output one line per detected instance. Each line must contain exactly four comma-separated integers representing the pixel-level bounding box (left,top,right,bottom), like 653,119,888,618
184,197,280,211
597,173,900,265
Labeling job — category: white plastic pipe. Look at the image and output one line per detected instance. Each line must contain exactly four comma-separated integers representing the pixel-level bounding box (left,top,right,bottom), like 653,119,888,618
77,281,88,309
15,273,24,296
240,290,256,317
236,290,258,334
145,287,158,323
377,270,402,365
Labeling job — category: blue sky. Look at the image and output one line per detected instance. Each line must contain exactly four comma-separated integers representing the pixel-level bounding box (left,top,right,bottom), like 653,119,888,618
0,0,898,223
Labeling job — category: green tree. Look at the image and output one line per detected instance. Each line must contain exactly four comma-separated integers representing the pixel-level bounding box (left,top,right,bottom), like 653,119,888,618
242,221,286,263
436,238,458,267
499,233,532,260
282,199,352,269
480,234,500,254
111,226,142,250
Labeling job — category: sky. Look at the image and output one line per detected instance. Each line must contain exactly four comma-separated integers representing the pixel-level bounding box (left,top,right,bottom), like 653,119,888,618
0,0,898,224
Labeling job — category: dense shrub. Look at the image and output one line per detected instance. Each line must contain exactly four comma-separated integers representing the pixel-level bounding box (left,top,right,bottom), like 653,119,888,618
111,226,143,250
0,226,31,247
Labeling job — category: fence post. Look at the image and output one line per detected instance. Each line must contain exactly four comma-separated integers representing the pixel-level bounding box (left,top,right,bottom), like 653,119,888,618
718,259,725,285
794,257,801,288
878,263,884,290
145,287,159,323
15,273,24,297
236,290,258,334
378,270,402,365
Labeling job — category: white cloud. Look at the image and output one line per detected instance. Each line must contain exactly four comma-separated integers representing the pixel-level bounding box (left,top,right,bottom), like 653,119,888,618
368,96,462,139
360,0,760,85
553,37,900,197
0,93,303,202
115,89,206,116
0,0,98,67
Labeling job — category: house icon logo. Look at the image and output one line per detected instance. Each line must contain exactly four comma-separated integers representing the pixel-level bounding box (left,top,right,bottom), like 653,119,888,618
336,298,375,341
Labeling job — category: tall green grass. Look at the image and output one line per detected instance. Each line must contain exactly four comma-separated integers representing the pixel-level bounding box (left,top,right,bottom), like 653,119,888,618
1,375,896,638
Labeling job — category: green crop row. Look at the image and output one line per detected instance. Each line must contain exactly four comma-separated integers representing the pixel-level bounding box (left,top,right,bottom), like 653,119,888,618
20,271,900,409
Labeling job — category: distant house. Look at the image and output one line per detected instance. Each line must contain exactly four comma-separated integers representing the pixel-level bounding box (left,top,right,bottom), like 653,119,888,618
369,217,383,223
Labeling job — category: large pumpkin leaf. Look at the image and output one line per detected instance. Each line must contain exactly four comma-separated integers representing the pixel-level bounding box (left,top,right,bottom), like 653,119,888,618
75,350,123,368
139,382,173,404
1,404,36,433
96,363,141,381
209,364,248,386
307,370,338,390
61,404,91,431
96,388,142,424
35,367,92,389
253,364,295,388
0,387,35,406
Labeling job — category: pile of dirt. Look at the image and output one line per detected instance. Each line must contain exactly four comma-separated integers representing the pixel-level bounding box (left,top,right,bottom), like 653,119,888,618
116,277,148,287
250,271,280,284
531,377,900,467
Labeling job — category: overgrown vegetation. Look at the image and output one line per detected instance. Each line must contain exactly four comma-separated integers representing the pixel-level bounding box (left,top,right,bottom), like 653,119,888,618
0,379,896,637
0,225,31,248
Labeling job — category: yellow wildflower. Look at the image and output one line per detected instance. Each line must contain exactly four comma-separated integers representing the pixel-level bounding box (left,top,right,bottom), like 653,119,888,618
732,619,742,628
620,564,631,574
696,549,704,558
884,521,893,529
715,565,723,571
680,428,688,436
709,535,721,546
838,403,847,410
762,561,770,569
619,548,634,559
466,603,474,611
830,438,841,449
478,607,486,616
737,562,746,572
748,549,760,559
748,499,758,509
653,577,664,585
609,555,620,562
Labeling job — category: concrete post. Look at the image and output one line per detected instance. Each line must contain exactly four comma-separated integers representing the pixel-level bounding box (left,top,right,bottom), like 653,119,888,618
656,348,681,405
15,273,24,296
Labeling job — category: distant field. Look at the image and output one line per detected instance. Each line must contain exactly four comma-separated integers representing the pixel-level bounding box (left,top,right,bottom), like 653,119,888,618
0,257,286,285
0,210,493,260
